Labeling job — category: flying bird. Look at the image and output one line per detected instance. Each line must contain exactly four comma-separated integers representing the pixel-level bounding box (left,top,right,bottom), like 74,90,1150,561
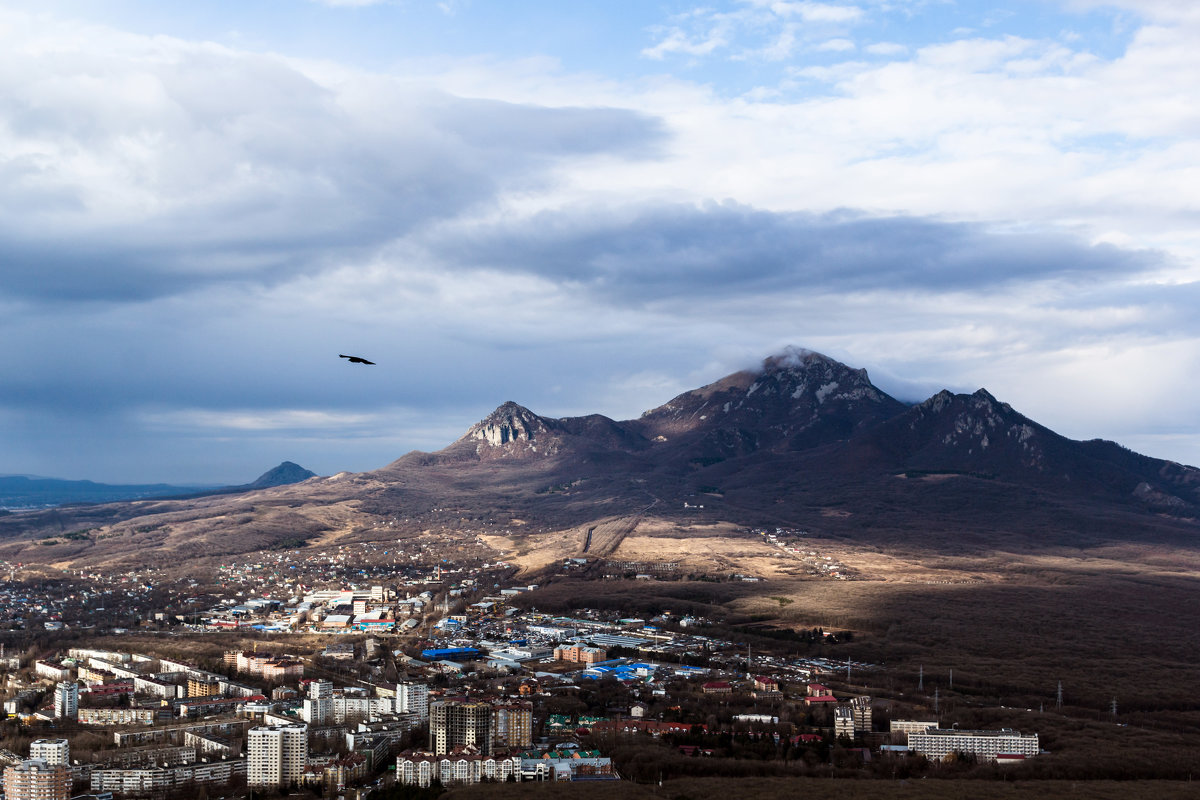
339,354,376,365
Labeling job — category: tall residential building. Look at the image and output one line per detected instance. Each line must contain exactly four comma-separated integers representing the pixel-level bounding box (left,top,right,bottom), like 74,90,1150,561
29,740,69,767
301,679,334,725
53,682,78,719
247,723,308,788
833,705,855,738
2,759,70,800
493,701,533,750
302,697,332,726
429,700,492,756
397,682,429,721
849,695,873,733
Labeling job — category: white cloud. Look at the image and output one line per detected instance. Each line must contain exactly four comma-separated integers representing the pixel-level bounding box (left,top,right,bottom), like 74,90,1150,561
643,1,865,63
642,27,731,60
746,1,864,23
817,37,857,51
865,41,907,55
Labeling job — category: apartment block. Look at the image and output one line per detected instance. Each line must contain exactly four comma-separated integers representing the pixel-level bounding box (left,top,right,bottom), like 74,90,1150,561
247,723,308,788
907,728,1039,762
3,759,70,800
430,701,492,756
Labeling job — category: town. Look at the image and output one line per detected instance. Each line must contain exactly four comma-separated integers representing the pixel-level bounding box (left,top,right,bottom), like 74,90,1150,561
0,532,1042,800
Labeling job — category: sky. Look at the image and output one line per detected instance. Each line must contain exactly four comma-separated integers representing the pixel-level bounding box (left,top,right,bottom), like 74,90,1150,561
3,0,1200,484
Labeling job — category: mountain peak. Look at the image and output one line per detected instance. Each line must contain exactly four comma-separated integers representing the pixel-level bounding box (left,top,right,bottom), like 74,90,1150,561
464,402,554,449
248,461,318,488
633,346,906,454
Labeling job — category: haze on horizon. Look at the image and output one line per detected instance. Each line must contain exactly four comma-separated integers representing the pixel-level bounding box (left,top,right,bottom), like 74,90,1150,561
3,0,1200,485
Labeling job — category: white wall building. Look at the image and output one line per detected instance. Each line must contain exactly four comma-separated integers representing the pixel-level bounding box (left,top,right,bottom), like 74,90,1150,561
247,723,308,788
301,697,331,726
34,661,72,682
29,739,69,766
397,682,429,721
53,683,78,719
907,728,1039,762
396,747,520,787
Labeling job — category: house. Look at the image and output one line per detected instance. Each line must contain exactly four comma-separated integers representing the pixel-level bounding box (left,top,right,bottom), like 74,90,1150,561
752,676,779,692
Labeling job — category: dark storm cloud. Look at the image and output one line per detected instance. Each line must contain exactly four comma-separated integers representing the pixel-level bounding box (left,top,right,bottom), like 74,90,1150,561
422,203,1162,298
0,43,665,303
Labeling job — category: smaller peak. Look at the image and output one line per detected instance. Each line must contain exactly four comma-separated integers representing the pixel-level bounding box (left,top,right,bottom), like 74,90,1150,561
248,461,317,488
467,401,551,447
480,401,540,422
970,388,1015,414
917,389,959,414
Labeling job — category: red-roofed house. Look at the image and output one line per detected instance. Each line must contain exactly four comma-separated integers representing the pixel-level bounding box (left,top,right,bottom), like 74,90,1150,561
753,676,779,692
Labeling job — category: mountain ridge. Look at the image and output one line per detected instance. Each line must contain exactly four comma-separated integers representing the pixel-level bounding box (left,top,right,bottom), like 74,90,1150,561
422,349,1199,513
1,348,1197,569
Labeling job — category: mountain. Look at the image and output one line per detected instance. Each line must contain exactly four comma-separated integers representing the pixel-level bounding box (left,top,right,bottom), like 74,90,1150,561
1,349,1197,569
244,462,319,489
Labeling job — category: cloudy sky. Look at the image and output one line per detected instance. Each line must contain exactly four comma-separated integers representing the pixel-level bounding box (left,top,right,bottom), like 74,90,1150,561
3,0,1200,484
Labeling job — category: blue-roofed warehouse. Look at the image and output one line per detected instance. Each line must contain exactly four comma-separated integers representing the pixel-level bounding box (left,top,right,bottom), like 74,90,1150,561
422,647,482,661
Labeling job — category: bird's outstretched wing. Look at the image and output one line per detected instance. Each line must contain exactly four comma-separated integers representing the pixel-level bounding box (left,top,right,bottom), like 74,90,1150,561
339,354,376,365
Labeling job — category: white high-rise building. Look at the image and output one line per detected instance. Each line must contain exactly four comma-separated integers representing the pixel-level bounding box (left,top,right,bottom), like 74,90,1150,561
302,679,333,724
247,723,308,788
301,697,332,725
29,739,69,766
397,682,429,721
53,683,78,719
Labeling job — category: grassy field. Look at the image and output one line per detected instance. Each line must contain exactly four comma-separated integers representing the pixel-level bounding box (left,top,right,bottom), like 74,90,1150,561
448,777,1200,800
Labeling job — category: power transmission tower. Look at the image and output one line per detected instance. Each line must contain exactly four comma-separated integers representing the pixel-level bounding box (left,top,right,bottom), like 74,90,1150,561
1111,697,1118,716
949,668,953,690
918,666,924,692
1056,682,1063,710
934,686,940,715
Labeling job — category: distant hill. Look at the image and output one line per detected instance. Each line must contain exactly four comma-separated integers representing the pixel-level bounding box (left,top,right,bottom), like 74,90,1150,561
0,461,317,510
0,475,212,510
244,462,318,490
